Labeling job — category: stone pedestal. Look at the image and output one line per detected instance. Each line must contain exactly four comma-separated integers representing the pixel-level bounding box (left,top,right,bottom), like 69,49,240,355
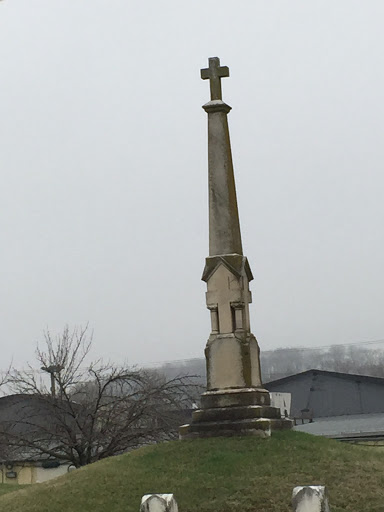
180,388,292,439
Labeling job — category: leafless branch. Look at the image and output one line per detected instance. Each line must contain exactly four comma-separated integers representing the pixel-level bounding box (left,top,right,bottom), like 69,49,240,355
0,325,197,467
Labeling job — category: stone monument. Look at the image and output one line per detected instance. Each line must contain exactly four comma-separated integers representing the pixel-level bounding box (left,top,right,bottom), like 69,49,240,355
179,57,292,439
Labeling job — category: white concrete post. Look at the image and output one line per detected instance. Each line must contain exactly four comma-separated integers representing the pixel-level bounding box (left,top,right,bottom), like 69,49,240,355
292,486,330,512
140,494,178,512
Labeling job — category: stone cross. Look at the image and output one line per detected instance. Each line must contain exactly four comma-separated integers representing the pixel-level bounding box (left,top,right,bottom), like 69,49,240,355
200,57,229,100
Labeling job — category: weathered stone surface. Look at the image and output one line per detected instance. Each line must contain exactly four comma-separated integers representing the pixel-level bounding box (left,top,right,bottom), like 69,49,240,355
179,57,292,440
200,57,229,101
203,256,262,392
205,260,252,333
205,334,262,390
192,405,281,423
200,388,271,409
179,418,272,440
292,486,330,512
202,254,253,283
140,494,178,512
205,101,242,257
180,416,292,440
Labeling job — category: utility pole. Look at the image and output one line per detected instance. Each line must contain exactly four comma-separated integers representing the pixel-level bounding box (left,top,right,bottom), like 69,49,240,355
41,365,64,397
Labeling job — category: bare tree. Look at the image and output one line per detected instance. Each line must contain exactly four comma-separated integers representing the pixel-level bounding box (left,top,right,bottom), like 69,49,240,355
1,326,196,467
0,365,11,461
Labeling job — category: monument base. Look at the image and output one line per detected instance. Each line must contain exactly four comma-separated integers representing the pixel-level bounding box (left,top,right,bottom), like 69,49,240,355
179,388,293,440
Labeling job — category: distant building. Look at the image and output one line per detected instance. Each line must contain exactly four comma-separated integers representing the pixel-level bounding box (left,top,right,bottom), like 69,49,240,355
0,395,72,484
0,458,72,485
265,369,384,442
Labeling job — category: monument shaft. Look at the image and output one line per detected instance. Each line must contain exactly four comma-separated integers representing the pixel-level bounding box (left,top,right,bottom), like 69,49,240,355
205,100,243,256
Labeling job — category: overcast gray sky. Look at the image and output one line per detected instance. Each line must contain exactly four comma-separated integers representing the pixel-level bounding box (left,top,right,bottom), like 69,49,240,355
1,1,384,369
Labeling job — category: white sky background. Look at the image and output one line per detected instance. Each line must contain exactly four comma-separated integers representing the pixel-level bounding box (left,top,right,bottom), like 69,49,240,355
1,1,384,369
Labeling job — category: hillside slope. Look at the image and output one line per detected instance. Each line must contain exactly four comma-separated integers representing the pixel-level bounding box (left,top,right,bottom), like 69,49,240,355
1,431,383,512
0,484,27,496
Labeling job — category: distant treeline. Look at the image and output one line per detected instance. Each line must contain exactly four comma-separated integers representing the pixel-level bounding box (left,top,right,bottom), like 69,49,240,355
155,344,384,385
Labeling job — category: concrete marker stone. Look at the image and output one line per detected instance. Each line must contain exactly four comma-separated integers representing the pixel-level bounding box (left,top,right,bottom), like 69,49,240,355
292,486,330,512
140,494,178,512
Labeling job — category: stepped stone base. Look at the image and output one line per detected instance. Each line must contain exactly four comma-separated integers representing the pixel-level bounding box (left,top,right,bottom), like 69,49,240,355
180,388,293,440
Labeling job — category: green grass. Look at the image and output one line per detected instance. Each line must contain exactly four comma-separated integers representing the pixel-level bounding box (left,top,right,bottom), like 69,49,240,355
0,484,27,496
1,431,384,512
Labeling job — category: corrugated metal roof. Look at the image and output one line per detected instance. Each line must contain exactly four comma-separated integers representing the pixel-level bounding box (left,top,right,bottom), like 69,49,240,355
294,413,384,440
266,369,384,387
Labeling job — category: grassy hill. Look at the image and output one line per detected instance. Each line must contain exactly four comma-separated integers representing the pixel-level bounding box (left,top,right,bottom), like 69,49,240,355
0,484,27,496
1,431,384,512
